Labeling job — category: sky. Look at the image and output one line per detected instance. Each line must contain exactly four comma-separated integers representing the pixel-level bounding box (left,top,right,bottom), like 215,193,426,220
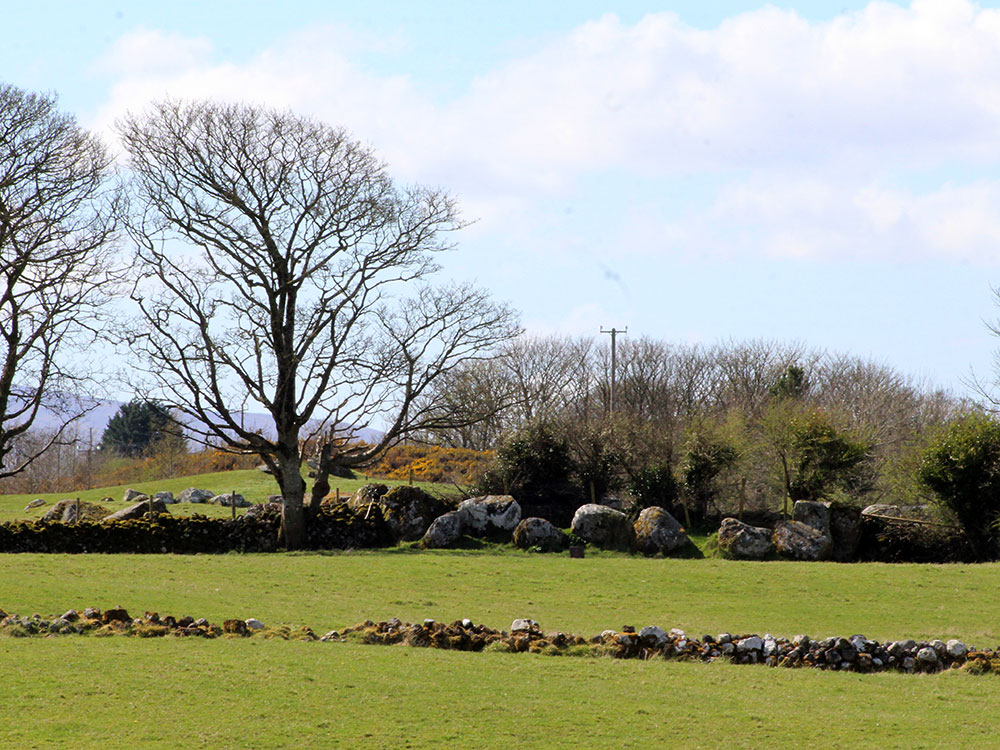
5,0,1000,396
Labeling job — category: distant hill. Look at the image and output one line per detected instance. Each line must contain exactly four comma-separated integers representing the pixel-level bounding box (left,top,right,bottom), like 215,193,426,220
20,397,384,448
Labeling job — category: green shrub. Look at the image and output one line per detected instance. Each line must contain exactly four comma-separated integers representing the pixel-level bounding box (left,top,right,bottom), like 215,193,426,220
918,412,1000,559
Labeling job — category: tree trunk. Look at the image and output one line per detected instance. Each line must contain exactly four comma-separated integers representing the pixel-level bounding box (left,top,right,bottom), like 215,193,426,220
276,450,307,549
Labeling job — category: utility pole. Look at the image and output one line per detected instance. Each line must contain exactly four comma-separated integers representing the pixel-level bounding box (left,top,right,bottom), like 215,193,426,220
600,326,627,415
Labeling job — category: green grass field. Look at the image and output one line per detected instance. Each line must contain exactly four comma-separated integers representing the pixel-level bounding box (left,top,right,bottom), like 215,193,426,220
2,552,1000,748
3,471,1000,747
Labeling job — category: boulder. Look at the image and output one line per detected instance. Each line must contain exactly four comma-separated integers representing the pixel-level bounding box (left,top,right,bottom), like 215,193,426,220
456,495,521,540
792,501,831,537
102,498,168,523
24,498,45,510
349,485,448,542
177,488,214,504
633,507,690,556
214,493,250,508
421,512,464,549
829,503,862,562
772,520,833,561
716,518,774,560
41,499,111,523
123,488,148,503
152,491,176,505
571,504,635,551
512,517,568,552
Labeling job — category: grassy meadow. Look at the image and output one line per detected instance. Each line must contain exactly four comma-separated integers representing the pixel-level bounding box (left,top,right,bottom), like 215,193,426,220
3,472,1000,747
2,553,1000,747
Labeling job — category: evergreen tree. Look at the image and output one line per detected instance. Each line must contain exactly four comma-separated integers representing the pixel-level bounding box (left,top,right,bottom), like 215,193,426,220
100,400,174,457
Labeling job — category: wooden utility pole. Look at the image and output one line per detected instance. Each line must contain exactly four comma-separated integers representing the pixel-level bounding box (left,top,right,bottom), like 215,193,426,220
600,326,627,415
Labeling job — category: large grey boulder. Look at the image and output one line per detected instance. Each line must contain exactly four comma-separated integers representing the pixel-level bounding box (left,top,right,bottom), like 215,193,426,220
793,501,831,537
102,498,168,523
512,517,568,552
571,504,635,551
717,518,774,560
41,499,110,523
420,511,464,549
456,495,521,540
214,493,250,508
348,485,449,542
772,519,833,561
122,488,148,503
152,491,176,505
634,507,690,556
177,488,214,504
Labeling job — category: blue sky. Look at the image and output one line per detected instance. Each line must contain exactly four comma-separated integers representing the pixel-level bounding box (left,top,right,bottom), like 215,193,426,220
6,0,1000,395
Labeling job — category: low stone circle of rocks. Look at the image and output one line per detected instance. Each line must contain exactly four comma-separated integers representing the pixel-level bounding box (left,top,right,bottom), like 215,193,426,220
5,606,993,676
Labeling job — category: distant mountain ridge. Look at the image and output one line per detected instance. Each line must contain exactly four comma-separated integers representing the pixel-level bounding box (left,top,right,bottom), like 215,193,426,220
20,397,384,448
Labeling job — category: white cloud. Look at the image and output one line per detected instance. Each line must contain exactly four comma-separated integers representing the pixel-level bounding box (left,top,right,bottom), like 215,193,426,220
88,0,1000,262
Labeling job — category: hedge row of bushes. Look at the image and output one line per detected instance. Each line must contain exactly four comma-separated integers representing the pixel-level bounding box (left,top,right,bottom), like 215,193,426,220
0,503,391,554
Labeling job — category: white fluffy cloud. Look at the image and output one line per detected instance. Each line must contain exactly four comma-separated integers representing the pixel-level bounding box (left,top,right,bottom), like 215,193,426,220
89,0,1000,262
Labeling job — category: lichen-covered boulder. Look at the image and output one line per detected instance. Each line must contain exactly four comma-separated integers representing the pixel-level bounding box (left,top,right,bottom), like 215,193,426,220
512,517,568,552
456,495,521,540
102,498,168,523
177,488,214,504
792,500,831,537
123,488,148,503
152,491,176,505
214,493,250,508
634,507,690,556
348,485,448,542
772,519,833,561
346,484,389,512
421,511,463,549
571,504,635,551
717,518,774,559
41,499,110,523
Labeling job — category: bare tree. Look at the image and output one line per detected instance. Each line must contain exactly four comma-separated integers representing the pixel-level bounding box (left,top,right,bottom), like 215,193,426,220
0,84,121,479
119,100,519,548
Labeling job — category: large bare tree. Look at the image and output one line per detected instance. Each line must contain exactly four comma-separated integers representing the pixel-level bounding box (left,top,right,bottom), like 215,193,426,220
119,100,519,548
0,84,121,479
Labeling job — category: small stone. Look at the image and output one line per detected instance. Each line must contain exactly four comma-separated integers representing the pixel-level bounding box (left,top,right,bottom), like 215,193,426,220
737,636,763,652
24,499,45,510
423,618,436,628
916,647,938,664
946,639,968,658
461,619,473,629
639,626,668,646
511,618,538,633
244,618,266,630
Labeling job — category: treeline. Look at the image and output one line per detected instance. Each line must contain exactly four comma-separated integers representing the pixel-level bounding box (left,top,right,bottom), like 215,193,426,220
418,336,961,526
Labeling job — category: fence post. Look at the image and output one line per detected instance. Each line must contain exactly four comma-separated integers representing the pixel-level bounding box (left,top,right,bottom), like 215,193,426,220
231,488,236,520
